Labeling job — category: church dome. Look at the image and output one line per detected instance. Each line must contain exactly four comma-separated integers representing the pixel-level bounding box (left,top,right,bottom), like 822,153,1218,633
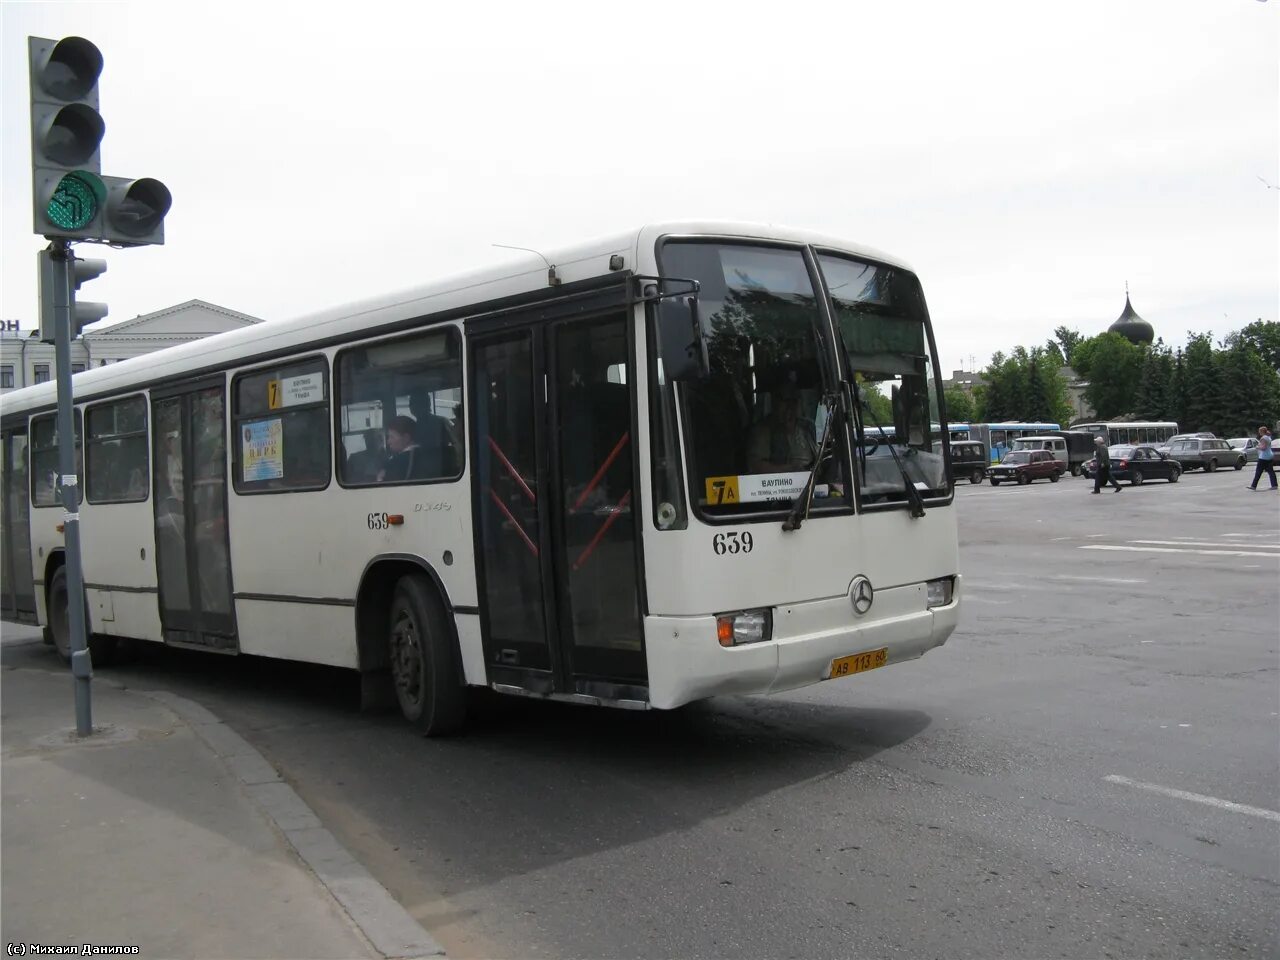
1108,293,1154,345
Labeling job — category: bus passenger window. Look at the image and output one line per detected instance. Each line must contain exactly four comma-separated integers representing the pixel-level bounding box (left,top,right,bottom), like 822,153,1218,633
30,413,82,507
86,396,149,504
336,329,463,487
232,358,331,494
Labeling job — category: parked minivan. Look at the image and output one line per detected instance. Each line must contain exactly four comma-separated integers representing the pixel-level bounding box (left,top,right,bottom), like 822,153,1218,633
948,440,989,485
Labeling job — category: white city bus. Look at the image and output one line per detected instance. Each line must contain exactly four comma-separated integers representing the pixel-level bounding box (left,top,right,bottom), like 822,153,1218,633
1071,421,1179,446
0,222,961,734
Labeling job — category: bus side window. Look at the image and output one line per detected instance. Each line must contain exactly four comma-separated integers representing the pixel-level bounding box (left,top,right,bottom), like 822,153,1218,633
232,359,331,494
336,328,463,487
86,394,150,505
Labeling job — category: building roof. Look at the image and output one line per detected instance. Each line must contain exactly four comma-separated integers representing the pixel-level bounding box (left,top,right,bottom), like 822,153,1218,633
83,299,260,340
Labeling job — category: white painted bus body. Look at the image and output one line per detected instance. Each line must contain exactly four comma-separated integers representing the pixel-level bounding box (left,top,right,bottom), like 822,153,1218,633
1,221,959,712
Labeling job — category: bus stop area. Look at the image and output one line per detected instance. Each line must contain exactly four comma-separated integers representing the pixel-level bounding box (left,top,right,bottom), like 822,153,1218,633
0,655,444,960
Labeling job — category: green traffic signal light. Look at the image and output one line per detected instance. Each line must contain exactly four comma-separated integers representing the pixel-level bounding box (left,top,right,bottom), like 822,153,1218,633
46,171,104,231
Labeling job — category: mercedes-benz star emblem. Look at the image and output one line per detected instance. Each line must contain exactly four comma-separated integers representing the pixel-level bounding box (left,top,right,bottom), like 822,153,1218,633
850,576,874,616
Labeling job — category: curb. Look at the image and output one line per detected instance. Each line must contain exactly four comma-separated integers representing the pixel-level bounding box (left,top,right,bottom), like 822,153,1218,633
142,689,447,960
2,665,445,960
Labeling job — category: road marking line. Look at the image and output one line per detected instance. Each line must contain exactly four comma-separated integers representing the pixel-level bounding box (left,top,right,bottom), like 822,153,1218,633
1104,775,1280,823
1129,539,1280,550
964,596,1012,605
1080,545,1280,559
1052,575,1147,584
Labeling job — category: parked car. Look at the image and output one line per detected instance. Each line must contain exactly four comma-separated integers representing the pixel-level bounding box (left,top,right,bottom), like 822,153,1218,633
988,449,1062,485
1083,444,1182,484
1157,432,1215,456
1165,437,1245,471
1228,437,1260,463
948,440,988,484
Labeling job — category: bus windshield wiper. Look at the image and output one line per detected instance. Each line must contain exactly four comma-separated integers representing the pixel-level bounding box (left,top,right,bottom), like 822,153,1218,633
782,391,839,532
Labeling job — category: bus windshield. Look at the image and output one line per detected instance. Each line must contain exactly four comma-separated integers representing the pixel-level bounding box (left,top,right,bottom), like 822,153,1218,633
818,253,946,503
659,241,850,518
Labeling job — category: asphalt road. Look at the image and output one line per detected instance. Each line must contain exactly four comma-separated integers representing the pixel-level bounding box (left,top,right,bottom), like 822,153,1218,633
4,465,1278,959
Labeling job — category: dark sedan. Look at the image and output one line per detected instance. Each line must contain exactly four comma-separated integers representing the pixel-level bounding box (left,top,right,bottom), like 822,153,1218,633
989,449,1062,485
1082,444,1182,484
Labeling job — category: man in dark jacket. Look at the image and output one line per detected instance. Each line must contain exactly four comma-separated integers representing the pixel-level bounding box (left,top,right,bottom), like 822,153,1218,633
1092,436,1123,494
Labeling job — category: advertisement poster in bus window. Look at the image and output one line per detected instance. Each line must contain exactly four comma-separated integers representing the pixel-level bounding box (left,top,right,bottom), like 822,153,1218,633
242,419,284,481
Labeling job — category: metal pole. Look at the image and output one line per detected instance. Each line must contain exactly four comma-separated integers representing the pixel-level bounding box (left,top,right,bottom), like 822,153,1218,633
48,239,93,736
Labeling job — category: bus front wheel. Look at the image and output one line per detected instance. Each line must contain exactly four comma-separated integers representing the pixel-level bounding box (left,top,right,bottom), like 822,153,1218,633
47,566,120,665
388,574,467,736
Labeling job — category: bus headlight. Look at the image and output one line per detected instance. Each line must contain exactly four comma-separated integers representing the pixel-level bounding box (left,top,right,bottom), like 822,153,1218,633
926,577,955,608
716,609,773,647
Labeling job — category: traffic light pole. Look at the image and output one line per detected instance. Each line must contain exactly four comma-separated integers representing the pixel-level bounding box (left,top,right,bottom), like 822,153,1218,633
47,239,94,736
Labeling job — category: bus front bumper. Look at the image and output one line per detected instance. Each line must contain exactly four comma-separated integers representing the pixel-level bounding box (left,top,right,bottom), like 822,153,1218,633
644,576,962,710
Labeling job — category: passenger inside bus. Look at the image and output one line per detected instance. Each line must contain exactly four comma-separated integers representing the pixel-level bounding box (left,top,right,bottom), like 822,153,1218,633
378,416,428,482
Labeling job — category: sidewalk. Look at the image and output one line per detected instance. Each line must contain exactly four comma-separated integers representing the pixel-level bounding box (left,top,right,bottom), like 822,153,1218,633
1,661,444,960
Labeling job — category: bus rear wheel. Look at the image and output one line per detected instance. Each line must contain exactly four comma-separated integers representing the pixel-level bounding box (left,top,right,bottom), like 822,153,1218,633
388,574,467,736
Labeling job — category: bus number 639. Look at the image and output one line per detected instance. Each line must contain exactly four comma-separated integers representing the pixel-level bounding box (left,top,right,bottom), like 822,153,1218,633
712,532,753,555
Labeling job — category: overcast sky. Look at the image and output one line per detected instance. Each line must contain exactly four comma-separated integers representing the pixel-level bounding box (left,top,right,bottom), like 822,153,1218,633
3,0,1276,376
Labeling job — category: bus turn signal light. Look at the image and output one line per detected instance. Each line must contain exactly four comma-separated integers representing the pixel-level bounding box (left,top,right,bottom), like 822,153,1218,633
717,618,734,646
387,515,404,526
716,609,772,647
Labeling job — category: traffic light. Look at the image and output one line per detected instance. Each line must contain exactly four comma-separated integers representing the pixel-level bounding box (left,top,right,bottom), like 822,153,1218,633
28,36,106,241
28,35,171,246
38,248,108,343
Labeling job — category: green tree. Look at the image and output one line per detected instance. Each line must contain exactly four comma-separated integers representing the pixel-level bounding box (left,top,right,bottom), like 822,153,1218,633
1031,347,1074,425
980,351,1026,421
1133,342,1172,421
1052,326,1084,366
1081,333,1144,419
1182,333,1222,432
1168,349,1187,428
1218,340,1280,436
979,346,1071,423
1025,355,1048,421
943,386,976,424
1226,319,1280,372
859,382,894,426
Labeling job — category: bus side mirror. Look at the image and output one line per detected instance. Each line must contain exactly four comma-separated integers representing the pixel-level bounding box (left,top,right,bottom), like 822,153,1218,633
657,295,709,381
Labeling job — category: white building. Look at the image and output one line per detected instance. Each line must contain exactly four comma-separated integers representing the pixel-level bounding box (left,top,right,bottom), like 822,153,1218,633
0,299,260,395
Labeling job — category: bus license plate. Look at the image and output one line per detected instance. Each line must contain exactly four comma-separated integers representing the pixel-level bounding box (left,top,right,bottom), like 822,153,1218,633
829,647,888,679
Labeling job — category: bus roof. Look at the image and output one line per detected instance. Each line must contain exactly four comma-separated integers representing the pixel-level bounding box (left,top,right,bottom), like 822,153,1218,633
1,220,913,418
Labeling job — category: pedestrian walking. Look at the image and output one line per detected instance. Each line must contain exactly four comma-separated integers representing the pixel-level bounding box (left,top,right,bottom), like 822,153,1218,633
1092,436,1122,494
1247,425,1276,491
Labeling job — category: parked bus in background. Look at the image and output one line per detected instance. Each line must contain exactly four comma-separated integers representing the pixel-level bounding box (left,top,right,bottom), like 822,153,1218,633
0,222,961,735
967,422,1063,463
1072,421,1179,446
